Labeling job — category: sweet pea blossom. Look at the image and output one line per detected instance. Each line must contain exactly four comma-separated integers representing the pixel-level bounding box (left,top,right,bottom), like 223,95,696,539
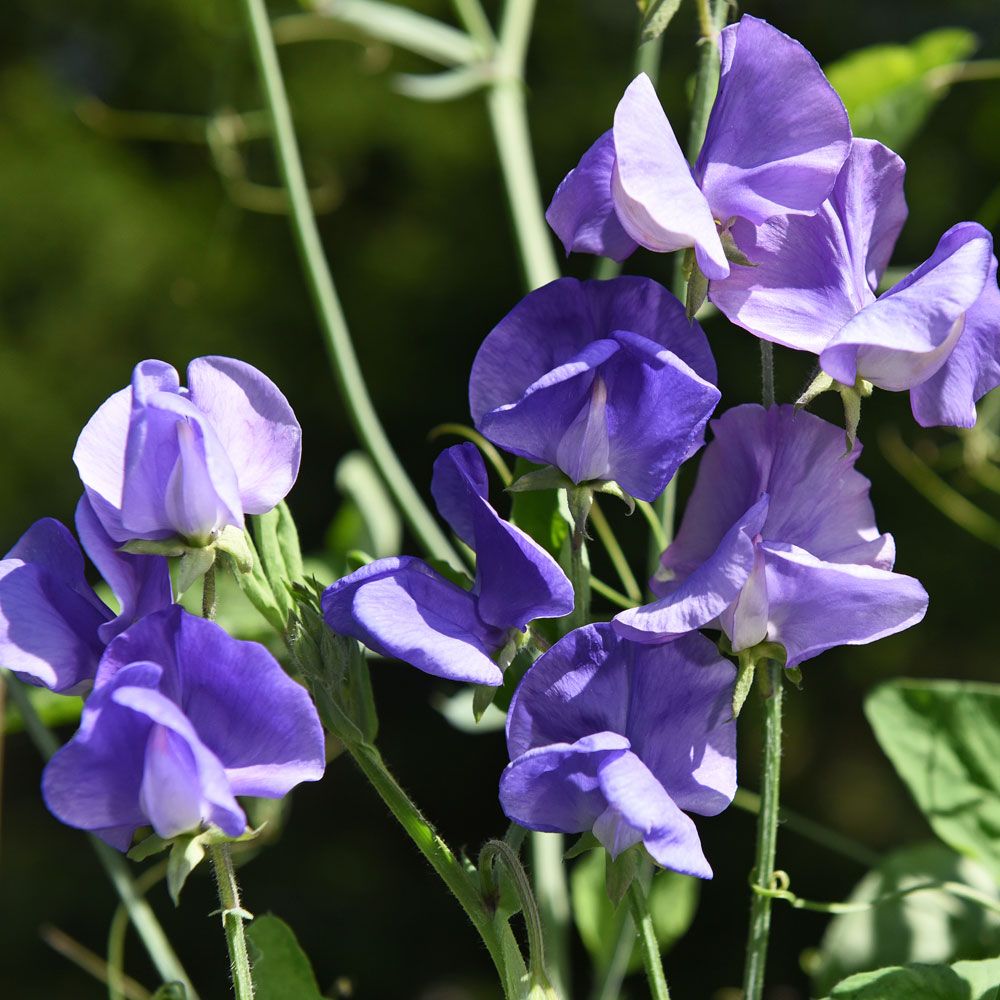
74,356,302,546
469,276,720,502
0,496,171,693
710,139,1000,427
499,623,736,878
614,405,928,667
323,444,573,686
546,15,851,279
43,605,325,849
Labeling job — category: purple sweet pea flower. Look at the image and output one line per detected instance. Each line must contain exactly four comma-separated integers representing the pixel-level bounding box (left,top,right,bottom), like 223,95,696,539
74,356,302,545
614,405,928,667
322,444,573,686
469,276,720,502
0,496,172,693
711,139,1000,428
42,605,325,849
546,16,851,279
499,623,736,878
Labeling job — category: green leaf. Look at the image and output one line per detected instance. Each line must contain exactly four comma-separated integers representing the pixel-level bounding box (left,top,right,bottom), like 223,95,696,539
166,834,207,905
865,680,1000,881
571,849,699,975
273,501,304,583
509,458,572,559
825,29,978,151
732,652,756,720
640,0,684,44
606,846,641,907
175,546,217,598
150,984,187,1000
827,957,1000,999
329,451,402,566
246,914,325,1000
507,465,573,494
214,524,254,574
813,842,1000,996
565,832,600,860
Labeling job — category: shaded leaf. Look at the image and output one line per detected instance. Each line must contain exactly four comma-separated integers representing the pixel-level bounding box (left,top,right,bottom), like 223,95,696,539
827,956,1000,999
247,914,325,1000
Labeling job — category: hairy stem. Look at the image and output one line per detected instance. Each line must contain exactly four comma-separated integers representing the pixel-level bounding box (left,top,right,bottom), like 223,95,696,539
209,844,255,1000
238,0,462,569
742,661,784,1000
628,878,671,1000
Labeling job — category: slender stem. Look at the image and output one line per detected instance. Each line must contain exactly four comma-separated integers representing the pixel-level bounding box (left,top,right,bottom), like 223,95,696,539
238,0,462,569
589,500,642,603
530,829,570,999
449,0,495,49
108,863,170,1000
590,574,636,610
760,342,775,408
3,676,199,997
628,879,671,1000
201,563,217,621
209,845,255,1000
486,0,560,290
40,925,151,1000
742,662,784,1000
590,908,635,1000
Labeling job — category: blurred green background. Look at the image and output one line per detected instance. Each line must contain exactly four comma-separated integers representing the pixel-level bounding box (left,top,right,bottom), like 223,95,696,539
2,0,999,997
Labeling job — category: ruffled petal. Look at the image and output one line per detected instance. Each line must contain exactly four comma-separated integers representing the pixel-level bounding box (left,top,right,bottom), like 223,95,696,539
429,442,490,548
697,16,850,226
545,130,639,261
322,557,504,685
612,74,728,278
822,223,994,391
187,356,302,514
760,542,929,667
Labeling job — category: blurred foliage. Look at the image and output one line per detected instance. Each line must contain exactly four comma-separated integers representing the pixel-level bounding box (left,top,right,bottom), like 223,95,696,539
2,0,1000,998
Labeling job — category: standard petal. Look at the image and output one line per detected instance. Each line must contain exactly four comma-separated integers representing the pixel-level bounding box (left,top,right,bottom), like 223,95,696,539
100,607,326,797
187,356,302,514
73,386,132,538
612,74,728,278
761,543,929,667
429,442,490,548
322,557,504,685
75,495,173,645
909,246,1000,428
697,16,850,226
710,140,906,354
545,130,638,261
614,496,767,642
822,223,994,391
499,732,630,834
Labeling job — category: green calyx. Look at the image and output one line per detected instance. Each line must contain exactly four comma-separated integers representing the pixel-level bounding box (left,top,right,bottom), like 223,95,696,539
718,636,789,720
795,370,875,451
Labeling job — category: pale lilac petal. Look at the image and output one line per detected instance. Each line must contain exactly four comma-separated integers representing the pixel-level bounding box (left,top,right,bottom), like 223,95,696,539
139,725,205,839
910,248,1000,428
322,557,504,685
73,387,132,539
614,496,767,642
99,607,325,797
597,752,712,878
761,543,928,667
430,442,491,548
724,543,769,652
710,140,906,354
546,130,638,261
822,224,994,390
499,733,631,834
697,15,850,226
187,356,302,514
612,74,728,278
75,495,172,644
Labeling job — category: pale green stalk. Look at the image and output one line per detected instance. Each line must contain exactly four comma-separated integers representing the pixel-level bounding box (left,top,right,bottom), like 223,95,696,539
628,879,671,1000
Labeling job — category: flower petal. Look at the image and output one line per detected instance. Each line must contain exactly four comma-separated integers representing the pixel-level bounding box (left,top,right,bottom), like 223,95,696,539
322,557,504,685
612,74,727,278
187,356,302,514
760,542,928,667
545,130,638,261
697,15,850,226
73,386,132,538
429,442,490,549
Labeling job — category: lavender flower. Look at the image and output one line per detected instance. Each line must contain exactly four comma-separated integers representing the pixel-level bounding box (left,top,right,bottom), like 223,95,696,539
499,623,736,878
323,444,573,686
74,356,302,546
0,496,171,693
614,405,928,667
710,139,1000,427
546,15,850,280
42,605,325,849
469,277,719,502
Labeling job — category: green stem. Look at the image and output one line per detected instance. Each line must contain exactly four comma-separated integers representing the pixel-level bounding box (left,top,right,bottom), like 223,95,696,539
108,862,170,1000
201,563,217,621
628,879,671,1000
760,342,775,408
449,0,495,49
209,844,255,1000
486,0,560,290
3,676,198,998
238,0,462,570
741,662,784,1000
589,500,642,603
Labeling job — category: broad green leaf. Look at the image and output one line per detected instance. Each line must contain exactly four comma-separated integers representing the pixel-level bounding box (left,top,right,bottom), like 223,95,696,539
509,458,571,559
827,956,1000,999
825,29,978,152
813,842,1000,996
571,849,699,974
247,914,325,1000
640,0,684,44
865,680,1000,880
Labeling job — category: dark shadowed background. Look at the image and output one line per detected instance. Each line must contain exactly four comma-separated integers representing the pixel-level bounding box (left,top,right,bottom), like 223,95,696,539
2,1,999,997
